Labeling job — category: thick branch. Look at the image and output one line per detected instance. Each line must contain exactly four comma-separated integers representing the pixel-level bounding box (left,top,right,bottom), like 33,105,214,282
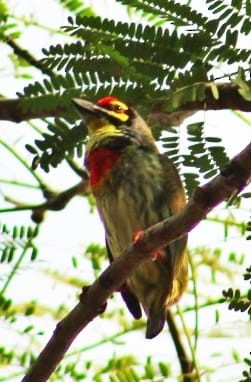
182,84,251,111
0,98,68,123
21,141,251,382
0,83,250,123
148,84,251,126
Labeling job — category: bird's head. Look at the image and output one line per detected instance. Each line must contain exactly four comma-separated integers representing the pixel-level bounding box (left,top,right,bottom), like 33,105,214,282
73,95,154,135
73,95,156,153
73,96,157,186
72,96,133,134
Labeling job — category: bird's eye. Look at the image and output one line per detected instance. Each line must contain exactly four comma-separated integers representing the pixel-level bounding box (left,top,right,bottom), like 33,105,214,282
106,103,124,113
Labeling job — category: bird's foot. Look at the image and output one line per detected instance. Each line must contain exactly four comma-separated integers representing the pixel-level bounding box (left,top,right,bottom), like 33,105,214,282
132,229,164,261
152,248,165,261
132,229,145,243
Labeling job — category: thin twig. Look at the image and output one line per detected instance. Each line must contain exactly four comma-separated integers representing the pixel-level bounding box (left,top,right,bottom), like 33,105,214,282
5,36,53,76
0,179,39,189
0,178,90,222
176,306,201,381
187,249,199,351
166,310,194,381
0,139,48,190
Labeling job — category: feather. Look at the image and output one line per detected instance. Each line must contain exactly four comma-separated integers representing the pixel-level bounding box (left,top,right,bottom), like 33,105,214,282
106,239,142,319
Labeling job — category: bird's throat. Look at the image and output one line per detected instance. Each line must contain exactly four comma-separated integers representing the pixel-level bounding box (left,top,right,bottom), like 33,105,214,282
86,147,122,187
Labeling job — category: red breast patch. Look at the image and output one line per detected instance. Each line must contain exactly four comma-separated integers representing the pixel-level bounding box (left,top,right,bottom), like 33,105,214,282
86,147,122,187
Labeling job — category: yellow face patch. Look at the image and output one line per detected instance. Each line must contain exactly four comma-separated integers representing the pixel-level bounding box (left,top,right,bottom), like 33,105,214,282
87,117,110,134
85,100,129,135
104,100,129,122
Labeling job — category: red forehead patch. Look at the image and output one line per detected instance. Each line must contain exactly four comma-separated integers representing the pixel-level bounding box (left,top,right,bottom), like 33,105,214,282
96,96,119,107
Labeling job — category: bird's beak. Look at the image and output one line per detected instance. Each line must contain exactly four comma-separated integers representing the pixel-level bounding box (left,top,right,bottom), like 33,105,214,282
72,98,121,133
72,98,130,128
72,98,114,121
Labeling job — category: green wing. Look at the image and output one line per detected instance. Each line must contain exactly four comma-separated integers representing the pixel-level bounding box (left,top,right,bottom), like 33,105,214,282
106,239,142,320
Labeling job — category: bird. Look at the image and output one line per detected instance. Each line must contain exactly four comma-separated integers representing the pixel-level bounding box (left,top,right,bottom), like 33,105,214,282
72,95,188,339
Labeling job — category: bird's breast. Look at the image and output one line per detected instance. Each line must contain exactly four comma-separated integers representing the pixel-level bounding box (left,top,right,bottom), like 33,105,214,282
93,148,167,254
86,147,122,187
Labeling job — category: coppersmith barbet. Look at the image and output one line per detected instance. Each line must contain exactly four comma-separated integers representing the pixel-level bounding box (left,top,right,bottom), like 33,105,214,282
73,96,188,338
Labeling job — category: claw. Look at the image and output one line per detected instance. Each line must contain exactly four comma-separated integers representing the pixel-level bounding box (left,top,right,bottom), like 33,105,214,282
132,229,145,243
152,248,165,261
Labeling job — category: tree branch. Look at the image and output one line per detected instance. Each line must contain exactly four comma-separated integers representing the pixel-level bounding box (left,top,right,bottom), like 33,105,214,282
148,84,251,126
1,178,90,223
0,98,68,123
21,141,251,382
0,84,250,123
31,178,90,222
5,36,53,77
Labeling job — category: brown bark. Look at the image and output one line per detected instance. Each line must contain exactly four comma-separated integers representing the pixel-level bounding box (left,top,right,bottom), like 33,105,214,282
148,84,251,126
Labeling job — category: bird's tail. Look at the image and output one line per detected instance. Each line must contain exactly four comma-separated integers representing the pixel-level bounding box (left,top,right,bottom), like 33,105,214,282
145,309,166,339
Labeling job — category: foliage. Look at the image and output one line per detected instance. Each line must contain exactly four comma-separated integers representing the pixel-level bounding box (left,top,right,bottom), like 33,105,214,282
0,0,251,381
58,0,96,18
222,268,251,315
12,0,250,173
162,120,230,196
223,266,251,382
0,222,39,316
26,119,88,172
